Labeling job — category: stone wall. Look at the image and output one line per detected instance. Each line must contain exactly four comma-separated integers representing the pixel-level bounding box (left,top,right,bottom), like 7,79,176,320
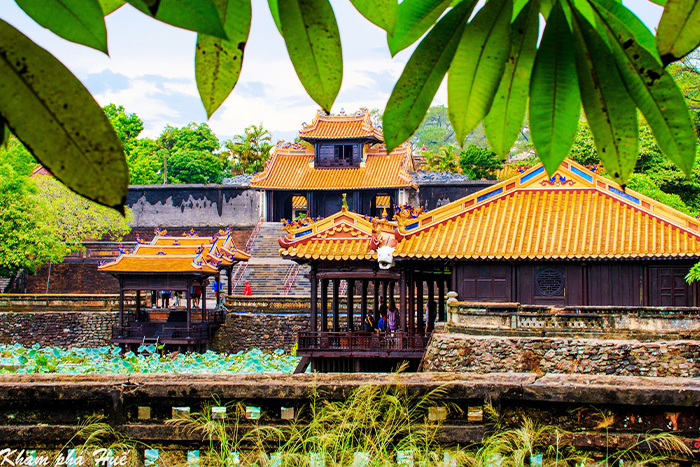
0,311,120,348
127,185,260,228
211,312,310,352
423,331,700,377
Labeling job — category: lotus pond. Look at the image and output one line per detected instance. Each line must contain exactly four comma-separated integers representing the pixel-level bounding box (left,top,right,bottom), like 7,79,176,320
0,344,300,374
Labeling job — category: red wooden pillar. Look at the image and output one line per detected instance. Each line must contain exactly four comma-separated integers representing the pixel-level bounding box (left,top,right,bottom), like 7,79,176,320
399,270,407,332
417,276,424,333
321,278,328,332
332,279,340,332
427,278,435,332
408,271,415,333
360,279,368,326
310,269,318,333
347,279,355,331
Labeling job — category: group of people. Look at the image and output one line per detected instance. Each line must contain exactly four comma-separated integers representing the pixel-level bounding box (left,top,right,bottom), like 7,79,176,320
363,298,399,332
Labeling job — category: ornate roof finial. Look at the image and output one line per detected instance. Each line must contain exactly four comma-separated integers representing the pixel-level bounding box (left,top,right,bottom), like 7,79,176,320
342,193,348,211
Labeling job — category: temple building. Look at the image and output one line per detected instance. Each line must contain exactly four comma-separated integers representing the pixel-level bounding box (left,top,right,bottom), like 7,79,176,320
250,109,415,221
99,228,249,352
279,158,700,372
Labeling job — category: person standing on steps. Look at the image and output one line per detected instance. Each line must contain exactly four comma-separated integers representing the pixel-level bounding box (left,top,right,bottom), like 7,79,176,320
243,280,253,296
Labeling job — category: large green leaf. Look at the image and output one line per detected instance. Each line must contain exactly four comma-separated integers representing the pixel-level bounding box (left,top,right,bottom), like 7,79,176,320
127,0,228,39
383,0,478,154
656,0,700,65
268,0,283,35
99,0,126,15
15,0,108,54
591,0,697,175
448,0,513,145
278,0,343,112
195,0,252,118
571,7,638,184
0,118,8,150
586,0,660,62
350,0,398,34
529,2,581,175
0,20,128,212
387,0,452,56
483,0,540,157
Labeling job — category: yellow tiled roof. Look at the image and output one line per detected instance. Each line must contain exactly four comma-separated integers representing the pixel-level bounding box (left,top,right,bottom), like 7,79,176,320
299,109,383,141
394,159,700,260
99,229,249,274
279,208,396,261
250,144,414,190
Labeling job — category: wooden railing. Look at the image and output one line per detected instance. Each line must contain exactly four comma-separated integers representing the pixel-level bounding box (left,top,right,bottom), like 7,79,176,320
283,263,300,296
297,331,430,353
0,293,143,311
112,323,211,341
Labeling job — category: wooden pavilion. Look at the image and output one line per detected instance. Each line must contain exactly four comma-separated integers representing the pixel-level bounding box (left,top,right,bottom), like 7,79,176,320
280,158,700,372
99,228,250,352
251,108,416,220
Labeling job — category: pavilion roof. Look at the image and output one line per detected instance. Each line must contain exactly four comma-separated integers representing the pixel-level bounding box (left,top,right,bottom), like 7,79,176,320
250,142,414,190
99,228,250,274
279,208,397,261
298,108,383,141
279,158,700,262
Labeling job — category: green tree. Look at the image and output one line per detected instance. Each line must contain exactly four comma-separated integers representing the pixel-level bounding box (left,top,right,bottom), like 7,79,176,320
103,103,144,156
157,123,220,154
0,135,37,176
0,166,67,290
223,123,273,175
413,105,456,151
459,144,503,180
425,145,460,173
167,150,223,184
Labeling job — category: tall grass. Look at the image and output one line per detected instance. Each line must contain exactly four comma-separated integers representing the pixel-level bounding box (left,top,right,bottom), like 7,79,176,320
169,381,691,467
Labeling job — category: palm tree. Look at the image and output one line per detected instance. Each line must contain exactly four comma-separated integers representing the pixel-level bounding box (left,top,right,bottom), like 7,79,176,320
223,124,273,175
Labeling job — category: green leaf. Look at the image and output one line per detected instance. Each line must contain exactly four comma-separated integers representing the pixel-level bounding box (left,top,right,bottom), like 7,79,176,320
484,0,540,157
350,0,398,34
649,0,667,4
529,1,581,175
384,0,478,154
0,20,128,212
586,0,660,62
387,0,453,56
570,6,638,185
126,0,228,40
195,0,252,118
267,0,282,35
0,118,8,150
278,0,343,112
15,0,108,54
98,0,126,15
656,0,700,65
591,0,697,175
448,0,513,145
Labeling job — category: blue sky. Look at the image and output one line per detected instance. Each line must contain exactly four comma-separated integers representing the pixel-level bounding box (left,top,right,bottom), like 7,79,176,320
0,0,663,144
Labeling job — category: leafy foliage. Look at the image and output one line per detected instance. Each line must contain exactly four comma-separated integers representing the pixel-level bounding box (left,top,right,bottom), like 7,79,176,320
167,150,224,184
425,145,460,173
2,0,699,209
223,123,273,175
459,144,503,179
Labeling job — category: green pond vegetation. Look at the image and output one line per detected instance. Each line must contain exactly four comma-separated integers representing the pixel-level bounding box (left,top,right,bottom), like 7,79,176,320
0,344,300,374
60,376,690,467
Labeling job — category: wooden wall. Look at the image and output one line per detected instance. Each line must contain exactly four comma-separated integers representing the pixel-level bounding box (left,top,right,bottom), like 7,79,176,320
455,261,698,307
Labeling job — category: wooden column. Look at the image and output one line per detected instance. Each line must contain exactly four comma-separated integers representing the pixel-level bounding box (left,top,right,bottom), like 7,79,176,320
118,279,124,329
310,270,318,333
389,281,395,303
347,279,355,331
382,281,389,305
332,279,340,332
399,270,407,332
408,272,415,333
227,267,233,296
438,278,446,322
321,279,328,332
361,279,368,326
186,278,192,331
215,272,221,306
201,279,207,321
417,276,424,333
373,279,380,322
427,279,435,332
135,290,141,322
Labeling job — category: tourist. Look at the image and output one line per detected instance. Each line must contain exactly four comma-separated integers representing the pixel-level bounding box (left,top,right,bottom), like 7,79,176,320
378,304,388,331
243,280,253,296
363,314,376,332
160,290,171,309
173,291,181,308
387,299,398,333
192,284,202,308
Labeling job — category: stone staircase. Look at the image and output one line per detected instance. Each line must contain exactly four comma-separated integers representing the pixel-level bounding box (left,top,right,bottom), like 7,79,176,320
231,222,310,296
